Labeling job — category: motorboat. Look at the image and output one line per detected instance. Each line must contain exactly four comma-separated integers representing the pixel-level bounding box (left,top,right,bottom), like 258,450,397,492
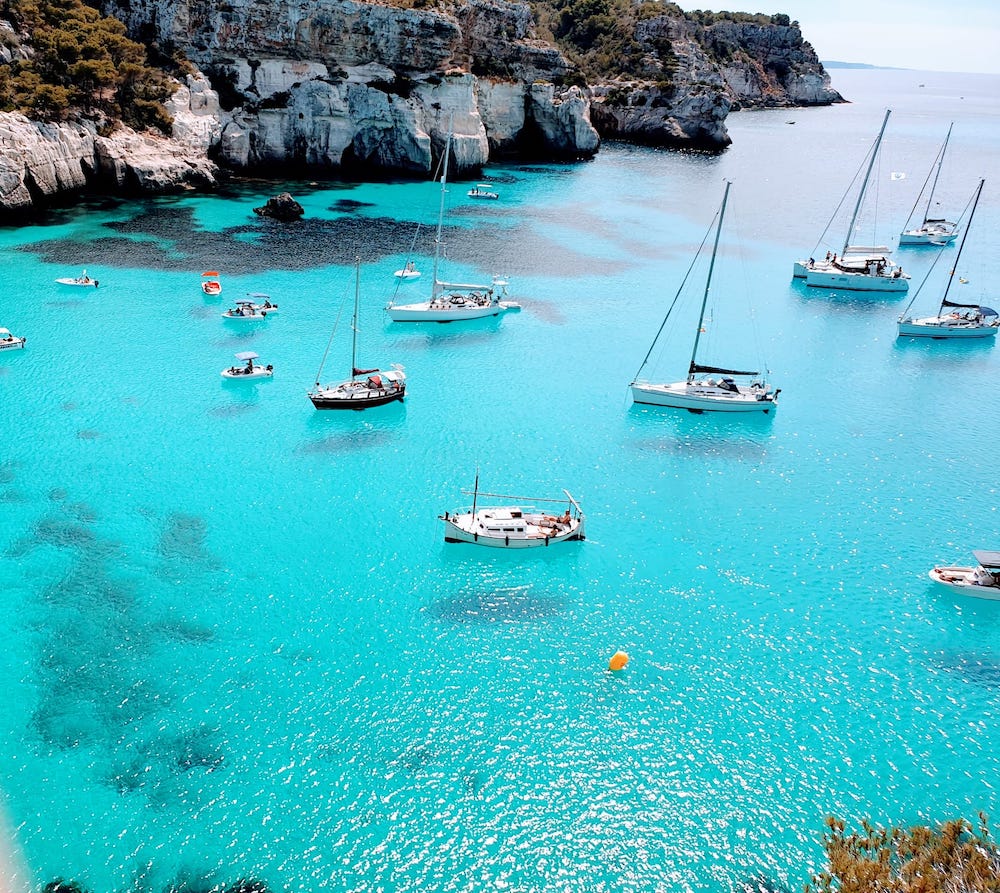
308,257,406,410
0,327,26,350
793,110,909,293
440,476,584,549
899,124,959,246
386,134,519,322
898,179,997,339
467,183,499,200
55,269,99,287
394,262,421,280
222,294,278,319
630,181,780,414
929,550,1000,599
202,271,222,295
221,351,273,379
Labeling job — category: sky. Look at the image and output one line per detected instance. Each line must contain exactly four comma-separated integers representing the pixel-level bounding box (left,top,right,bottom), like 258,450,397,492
704,0,1000,75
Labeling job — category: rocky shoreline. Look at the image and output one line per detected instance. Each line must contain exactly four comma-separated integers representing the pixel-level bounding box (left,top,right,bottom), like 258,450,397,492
0,0,841,217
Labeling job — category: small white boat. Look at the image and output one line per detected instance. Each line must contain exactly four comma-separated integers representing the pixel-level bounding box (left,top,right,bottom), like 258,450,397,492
386,135,519,323
56,269,99,288
0,327,26,350
202,271,222,295
467,183,499,200
394,262,421,280
898,179,998,340
222,294,278,319
899,124,959,246
221,351,273,379
440,477,584,549
630,181,779,415
929,551,1000,600
793,110,908,293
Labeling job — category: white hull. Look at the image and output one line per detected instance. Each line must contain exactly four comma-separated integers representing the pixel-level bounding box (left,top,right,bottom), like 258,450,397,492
222,306,277,319
394,270,421,280
442,512,584,548
56,278,98,288
221,363,273,379
386,299,519,322
899,227,958,246
0,337,26,351
929,567,1000,599
631,380,778,413
898,317,998,339
803,265,909,293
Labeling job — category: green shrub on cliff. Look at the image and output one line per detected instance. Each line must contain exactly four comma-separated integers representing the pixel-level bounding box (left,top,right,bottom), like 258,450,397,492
0,0,177,132
807,814,1000,892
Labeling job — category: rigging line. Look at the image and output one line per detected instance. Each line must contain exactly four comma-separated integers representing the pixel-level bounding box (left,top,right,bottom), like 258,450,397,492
730,193,768,375
390,221,425,301
631,207,719,380
312,275,352,387
810,137,879,255
901,124,952,230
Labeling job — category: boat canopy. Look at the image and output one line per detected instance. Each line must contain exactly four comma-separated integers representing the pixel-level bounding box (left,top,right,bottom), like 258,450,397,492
973,550,1000,571
235,351,259,361
203,271,220,277
0,328,10,336
475,183,493,189
980,306,998,317
690,361,759,376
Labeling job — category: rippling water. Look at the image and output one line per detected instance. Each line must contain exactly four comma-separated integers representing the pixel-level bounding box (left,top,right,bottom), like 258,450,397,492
1,68,999,893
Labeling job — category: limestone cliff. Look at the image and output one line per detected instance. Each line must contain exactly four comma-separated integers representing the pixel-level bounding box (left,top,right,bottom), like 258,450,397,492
588,13,840,148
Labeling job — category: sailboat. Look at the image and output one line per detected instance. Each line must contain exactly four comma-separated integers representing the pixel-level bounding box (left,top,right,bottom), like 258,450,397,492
385,132,520,322
793,109,909,293
899,123,959,245
308,257,406,410
630,181,780,414
897,179,998,340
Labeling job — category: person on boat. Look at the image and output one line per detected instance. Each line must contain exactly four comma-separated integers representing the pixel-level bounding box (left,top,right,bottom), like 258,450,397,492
971,566,996,586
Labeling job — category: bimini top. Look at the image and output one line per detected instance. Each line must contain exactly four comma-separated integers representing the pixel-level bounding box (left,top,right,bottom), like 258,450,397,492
234,351,259,361
0,328,10,336
973,550,1000,570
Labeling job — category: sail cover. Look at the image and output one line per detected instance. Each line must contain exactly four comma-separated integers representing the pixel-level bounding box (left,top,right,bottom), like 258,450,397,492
690,362,759,376
942,298,982,310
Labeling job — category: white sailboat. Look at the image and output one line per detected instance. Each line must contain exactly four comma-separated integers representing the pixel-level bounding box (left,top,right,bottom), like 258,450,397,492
309,258,406,410
385,133,520,322
630,181,780,414
899,123,959,246
440,473,585,549
793,110,909,293
897,178,998,339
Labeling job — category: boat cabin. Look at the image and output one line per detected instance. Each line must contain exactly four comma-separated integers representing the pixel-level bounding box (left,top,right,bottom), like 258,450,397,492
479,508,528,536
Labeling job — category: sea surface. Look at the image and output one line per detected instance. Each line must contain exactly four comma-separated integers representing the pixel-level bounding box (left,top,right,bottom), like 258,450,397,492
2,68,999,893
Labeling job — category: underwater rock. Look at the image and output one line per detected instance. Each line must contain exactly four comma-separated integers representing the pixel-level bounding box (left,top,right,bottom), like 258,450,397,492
252,193,304,222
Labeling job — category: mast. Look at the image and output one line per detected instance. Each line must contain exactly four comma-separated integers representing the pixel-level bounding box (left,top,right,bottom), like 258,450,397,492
471,469,479,518
842,108,891,257
938,178,984,314
687,180,730,379
431,131,452,301
350,255,360,378
923,122,953,225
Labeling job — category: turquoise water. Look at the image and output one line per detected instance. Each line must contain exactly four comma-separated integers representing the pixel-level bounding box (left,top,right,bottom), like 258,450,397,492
2,68,1000,893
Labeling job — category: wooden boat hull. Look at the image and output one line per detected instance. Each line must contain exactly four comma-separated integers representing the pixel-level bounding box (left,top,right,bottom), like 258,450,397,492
929,567,1000,599
631,381,778,414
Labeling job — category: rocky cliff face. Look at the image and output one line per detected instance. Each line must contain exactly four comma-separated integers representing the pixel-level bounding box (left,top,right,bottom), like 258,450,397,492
102,0,599,173
589,14,839,148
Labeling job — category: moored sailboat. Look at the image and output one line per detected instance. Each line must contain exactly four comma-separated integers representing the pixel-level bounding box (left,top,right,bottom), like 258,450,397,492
440,474,585,549
385,133,519,323
897,178,997,339
793,110,909,293
309,258,406,410
899,123,959,246
630,181,779,414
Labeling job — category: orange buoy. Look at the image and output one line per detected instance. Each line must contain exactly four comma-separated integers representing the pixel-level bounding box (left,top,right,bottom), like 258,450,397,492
608,651,629,671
